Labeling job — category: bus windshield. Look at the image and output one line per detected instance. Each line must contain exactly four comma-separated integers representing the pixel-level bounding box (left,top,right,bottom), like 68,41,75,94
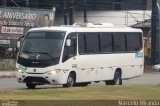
18,31,65,67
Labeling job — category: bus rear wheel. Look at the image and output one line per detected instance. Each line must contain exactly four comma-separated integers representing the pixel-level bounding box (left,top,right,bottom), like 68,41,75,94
63,74,75,88
26,83,36,89
105,71,122,85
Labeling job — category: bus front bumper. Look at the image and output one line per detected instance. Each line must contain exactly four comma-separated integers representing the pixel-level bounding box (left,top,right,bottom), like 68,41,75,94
16,71,66,85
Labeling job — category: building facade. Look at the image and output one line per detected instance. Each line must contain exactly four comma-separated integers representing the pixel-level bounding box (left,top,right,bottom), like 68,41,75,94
0,0,152,10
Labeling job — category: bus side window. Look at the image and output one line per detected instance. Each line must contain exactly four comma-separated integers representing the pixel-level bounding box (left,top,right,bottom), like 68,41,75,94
85,33,99,54
126,33,142,52
99,33,113,53
78,33,86,54
113,33,126,52
62,33,77,62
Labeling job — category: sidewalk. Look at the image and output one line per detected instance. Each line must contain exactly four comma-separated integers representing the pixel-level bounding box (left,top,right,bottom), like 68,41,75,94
0,71,16,78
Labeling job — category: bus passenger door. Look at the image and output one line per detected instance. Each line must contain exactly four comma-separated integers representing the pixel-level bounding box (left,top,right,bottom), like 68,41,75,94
76,33,91,82
62,33,77,75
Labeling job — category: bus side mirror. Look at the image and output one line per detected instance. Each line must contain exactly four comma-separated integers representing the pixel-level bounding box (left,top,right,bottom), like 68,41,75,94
17,41,20,48
66,39,71,46
17,36,24,49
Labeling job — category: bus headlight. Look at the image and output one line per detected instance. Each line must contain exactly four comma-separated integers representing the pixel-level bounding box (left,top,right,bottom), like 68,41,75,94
46,70,60,75
47,71,56,75
17,69,22,73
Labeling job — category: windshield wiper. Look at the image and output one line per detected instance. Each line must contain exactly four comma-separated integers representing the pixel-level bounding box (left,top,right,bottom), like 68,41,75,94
21,50,33,53
32,52,53,59
21,51,54,59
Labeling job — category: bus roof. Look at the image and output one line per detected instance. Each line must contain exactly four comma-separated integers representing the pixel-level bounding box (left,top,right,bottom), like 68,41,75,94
29,24,142,33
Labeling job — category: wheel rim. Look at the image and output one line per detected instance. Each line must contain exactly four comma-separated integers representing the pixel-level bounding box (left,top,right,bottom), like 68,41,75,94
115,73,120,85
115,76,120,85
67,76,74,87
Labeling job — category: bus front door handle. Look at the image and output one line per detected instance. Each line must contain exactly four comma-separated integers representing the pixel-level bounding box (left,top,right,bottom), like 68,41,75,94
72,64,77,68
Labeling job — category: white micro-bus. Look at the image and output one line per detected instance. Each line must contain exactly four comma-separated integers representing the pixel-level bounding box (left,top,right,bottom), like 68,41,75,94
16,23,144,89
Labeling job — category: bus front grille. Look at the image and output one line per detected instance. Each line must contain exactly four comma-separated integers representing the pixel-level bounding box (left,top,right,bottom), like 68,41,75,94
23,77,50,84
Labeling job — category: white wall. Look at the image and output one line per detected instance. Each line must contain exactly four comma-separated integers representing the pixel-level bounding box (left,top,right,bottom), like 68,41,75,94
55,10,151,27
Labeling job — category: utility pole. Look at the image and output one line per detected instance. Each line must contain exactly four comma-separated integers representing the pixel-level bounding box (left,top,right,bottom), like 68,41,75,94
63,0,68,25
84,0,87,23
26,0,29,7
151,0,158,64
69,0,74,25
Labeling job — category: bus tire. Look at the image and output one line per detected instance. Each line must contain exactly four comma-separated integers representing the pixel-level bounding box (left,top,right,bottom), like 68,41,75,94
105,80,114,85
106,71,122,85
75,82,89,87
26,83,36,89
114,71,122,85
63,74,75,88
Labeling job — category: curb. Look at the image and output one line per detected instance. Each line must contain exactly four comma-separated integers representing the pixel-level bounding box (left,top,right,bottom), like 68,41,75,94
0,71,16,78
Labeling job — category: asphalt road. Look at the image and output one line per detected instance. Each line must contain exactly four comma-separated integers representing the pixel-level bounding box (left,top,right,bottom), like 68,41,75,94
0,72,160,90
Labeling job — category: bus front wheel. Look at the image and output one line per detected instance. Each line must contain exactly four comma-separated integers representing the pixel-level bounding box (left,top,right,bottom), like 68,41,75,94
105,71,122,85
26,83,36,89
63,74,75,88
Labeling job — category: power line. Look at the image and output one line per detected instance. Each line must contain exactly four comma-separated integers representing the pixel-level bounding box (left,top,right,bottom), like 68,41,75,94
10,0,20,7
